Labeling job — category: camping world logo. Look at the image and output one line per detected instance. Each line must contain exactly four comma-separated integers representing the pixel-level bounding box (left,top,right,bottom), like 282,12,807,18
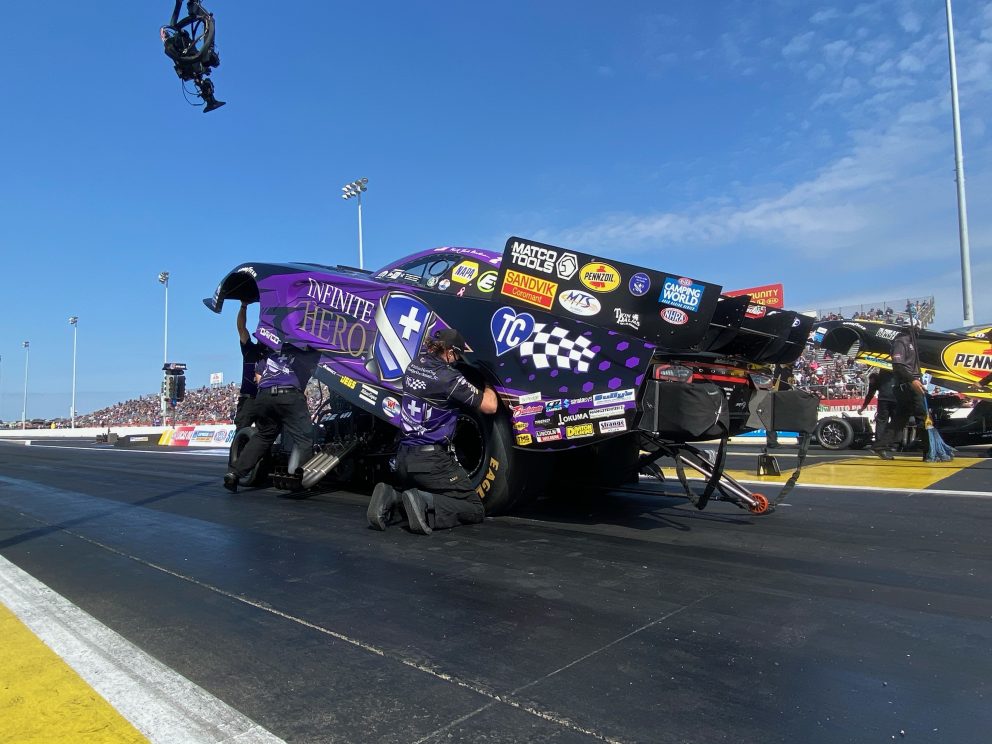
941,340,992,380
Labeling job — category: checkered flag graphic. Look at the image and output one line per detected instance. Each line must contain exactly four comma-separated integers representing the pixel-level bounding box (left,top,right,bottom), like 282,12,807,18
518,324,596,372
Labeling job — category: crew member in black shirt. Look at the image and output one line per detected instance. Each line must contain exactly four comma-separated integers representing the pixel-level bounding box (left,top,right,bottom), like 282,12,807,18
235,301,267,430
872,331,926,460
367,328,498,534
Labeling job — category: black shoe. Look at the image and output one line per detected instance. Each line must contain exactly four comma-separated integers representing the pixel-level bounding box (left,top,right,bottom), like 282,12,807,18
401,490,433,535
872,448,894,461
223,472,239,493
367,482,401,531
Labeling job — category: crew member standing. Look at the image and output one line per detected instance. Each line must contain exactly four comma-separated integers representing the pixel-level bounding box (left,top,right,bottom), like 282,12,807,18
367,328,498,534
872,331,926,460
859,369,897,447
235,301,267,431
224,345,320,492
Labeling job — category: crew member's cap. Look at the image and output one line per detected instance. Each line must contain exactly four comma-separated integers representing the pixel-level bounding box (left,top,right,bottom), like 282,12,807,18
433,328,466,357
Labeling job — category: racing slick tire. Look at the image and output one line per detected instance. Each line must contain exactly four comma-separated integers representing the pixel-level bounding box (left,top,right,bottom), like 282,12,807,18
814,417,854,450
229,427,270,487
453,410,540,516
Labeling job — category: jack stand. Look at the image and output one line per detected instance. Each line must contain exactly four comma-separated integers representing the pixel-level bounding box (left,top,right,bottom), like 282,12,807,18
756,450,781,476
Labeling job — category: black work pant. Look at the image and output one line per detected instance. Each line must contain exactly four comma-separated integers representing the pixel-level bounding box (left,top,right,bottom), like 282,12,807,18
873,399,895,442
231,388,313,478
396,446,484,530
234,394,256,431
875,386,927,453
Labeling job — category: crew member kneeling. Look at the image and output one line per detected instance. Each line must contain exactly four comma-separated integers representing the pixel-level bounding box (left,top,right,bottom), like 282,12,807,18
367,328,498,535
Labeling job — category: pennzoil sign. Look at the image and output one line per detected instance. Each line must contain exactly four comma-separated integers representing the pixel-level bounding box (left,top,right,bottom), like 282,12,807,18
941,340,992,381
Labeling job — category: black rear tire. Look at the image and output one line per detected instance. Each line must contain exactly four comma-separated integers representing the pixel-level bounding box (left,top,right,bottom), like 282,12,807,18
815,417,854,450
229,427,270,487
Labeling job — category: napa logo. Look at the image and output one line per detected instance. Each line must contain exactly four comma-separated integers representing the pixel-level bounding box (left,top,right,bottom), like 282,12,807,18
451,261,480,285
557,289,601,317
942,340,992,380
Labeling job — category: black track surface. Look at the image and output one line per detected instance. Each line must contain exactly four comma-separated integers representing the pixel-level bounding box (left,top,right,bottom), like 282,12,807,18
1,440,990,743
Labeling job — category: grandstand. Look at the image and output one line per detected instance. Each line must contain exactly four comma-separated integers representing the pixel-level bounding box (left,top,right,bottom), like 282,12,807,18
816,295,935,328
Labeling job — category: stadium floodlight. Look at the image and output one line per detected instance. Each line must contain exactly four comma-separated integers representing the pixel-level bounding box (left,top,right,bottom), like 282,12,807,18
21,341,29,430
340,178,368,269
69,316,78,428
158,272,170,424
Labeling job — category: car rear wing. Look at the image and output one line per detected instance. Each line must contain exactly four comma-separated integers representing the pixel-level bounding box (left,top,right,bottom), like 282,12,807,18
493,236,723,350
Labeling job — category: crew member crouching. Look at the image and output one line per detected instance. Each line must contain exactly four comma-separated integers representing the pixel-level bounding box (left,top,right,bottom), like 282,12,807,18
367,328,498,534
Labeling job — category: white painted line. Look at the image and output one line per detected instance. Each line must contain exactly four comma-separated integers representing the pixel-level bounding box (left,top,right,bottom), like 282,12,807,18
0,442,229,458
0,555,283,744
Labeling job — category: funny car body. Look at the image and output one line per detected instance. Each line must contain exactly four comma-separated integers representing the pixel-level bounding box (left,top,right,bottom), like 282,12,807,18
204,237,819,515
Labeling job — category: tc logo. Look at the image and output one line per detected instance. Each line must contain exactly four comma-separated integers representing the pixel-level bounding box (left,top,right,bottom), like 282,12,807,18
491,306,536,356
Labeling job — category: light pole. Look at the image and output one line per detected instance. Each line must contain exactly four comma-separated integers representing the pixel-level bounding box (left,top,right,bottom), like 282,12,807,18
69,316,78,428
341,178,368,269
21,341,29,430
945,0,974,325
158,272,170,424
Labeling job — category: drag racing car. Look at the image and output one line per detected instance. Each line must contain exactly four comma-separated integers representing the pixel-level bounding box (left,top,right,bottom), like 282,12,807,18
204,237,819,515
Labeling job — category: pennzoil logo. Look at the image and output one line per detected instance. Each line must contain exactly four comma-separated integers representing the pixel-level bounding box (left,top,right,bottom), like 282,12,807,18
941,340,992,380
579,262,621,293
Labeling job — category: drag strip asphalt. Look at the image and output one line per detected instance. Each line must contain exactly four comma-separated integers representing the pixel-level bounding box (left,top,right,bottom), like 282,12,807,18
0,441,990,743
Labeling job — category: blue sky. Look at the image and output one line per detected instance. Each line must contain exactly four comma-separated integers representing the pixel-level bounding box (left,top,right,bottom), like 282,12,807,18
2,0,991,421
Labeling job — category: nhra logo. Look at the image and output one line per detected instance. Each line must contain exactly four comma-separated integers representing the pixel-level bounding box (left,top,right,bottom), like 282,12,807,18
661,307,689,325
579,262,621,293
372,293,433,381
660,276,704,312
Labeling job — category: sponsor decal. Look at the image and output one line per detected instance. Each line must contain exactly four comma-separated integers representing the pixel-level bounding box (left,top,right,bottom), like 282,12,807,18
659,276,704,312
438,279,450,291
629,272,650,296
212,431,227,443
558,412,589,424
339,375,357,389
381,396,400,418
588,404,626,420
724,283,784,309
192,429,215,443
517,323,596,373
509,241,558,274
386,269,404,280
533,416,553,426
744,304,767,320
613,308,640,330
405,377,427,391
403,273,423,283
535,428,563,442
942,340,992,379
305,278,376,323
515,433,533,446
371,293,433,381
501,270,558,309
475,456,501,499
426,277,438,287
558,289,601,317
661,307,689,325
491,306,537,356
598,418,628,434
171,426,195,447
257,326,281,346
237,266,258,278
518,391,542,404
359,384,379,406
579,262,621,293
375,270,389,279
513,421,529,432
512,403,544,418
565,423,595,439
555,252,579,280
594,389,636,405
477,271,498,293
297,302,370,357
876,327,900,341
544,399,563,413
451,261,480,284
456,287,466,297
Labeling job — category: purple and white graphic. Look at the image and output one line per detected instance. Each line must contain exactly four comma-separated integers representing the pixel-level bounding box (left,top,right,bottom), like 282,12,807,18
372,292,433,380
491,306,536,356
518,324,596,373
629,272,650,296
